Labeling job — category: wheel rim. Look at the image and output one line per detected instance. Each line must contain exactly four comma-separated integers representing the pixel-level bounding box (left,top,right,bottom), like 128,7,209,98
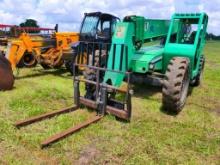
23,54,36,67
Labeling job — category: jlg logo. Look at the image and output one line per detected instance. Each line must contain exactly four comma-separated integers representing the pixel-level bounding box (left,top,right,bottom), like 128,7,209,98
116,26,125,38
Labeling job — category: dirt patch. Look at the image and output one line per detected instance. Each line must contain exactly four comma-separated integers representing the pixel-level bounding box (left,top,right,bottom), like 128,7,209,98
207,97,220,116
75,144,100,165
211,105,220,116
190,95,220,116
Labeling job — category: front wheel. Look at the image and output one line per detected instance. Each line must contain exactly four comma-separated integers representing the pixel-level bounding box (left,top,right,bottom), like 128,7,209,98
162,57,190,113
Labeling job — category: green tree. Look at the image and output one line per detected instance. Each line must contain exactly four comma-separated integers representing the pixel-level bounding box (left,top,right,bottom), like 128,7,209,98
19,19,40,33
20,19,39,28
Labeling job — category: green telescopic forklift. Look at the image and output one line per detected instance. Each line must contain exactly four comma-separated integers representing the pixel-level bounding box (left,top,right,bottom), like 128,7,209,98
74,12,208,117
15,13,208,148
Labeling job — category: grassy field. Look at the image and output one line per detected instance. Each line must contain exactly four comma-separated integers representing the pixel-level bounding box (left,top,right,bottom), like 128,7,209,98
0,41,220,164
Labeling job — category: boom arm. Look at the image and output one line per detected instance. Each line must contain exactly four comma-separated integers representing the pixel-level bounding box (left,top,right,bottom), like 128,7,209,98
103,16,172,87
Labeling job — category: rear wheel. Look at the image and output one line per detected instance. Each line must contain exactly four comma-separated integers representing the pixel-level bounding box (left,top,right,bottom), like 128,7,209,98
162,57,190,113
0,55,14,90
40,63,51,70
190,55,205,86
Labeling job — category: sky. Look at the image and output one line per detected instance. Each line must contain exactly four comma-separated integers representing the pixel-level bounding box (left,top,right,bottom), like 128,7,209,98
0,0,219,34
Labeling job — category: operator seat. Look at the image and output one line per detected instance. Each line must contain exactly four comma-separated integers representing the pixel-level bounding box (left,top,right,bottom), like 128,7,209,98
188,31,196,44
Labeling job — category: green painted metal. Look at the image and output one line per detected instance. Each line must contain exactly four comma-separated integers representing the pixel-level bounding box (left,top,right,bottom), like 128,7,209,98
104,16,171,86
144,19,171,40
128,16,145,45
130,45,164,73
104,22,135,87
103,13,208,87
163,13,208,79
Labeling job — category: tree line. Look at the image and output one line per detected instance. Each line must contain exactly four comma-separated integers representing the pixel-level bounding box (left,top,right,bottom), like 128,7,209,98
206,33,220,40
0,19,40,37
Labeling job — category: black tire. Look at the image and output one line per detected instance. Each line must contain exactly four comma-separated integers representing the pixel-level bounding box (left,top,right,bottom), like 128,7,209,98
64,60,78,75
84,70,97,100
0,55,14,90
54,59,64,69
40,63,51,70
83,50,107,100
190,55,205,86
162,57,190,113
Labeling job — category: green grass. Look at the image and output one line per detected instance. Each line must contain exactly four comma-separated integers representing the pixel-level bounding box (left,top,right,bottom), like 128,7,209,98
0,41,220,164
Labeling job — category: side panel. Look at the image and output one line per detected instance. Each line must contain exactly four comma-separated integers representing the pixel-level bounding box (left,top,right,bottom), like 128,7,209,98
55,32,79,50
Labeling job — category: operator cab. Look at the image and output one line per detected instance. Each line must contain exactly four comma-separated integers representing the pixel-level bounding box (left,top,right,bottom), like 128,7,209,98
168,15,208,45
164,13,208,76
80,12,120,43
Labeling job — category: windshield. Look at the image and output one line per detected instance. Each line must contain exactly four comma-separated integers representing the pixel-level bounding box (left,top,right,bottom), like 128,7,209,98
81,16,99,36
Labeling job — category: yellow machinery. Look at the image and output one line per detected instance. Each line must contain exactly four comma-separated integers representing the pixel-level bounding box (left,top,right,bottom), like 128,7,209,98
0,31,79,90
0,24,79,69
5,32,79,70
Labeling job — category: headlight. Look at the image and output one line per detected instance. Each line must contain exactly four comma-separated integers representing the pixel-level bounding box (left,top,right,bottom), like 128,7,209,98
149,63,154,70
